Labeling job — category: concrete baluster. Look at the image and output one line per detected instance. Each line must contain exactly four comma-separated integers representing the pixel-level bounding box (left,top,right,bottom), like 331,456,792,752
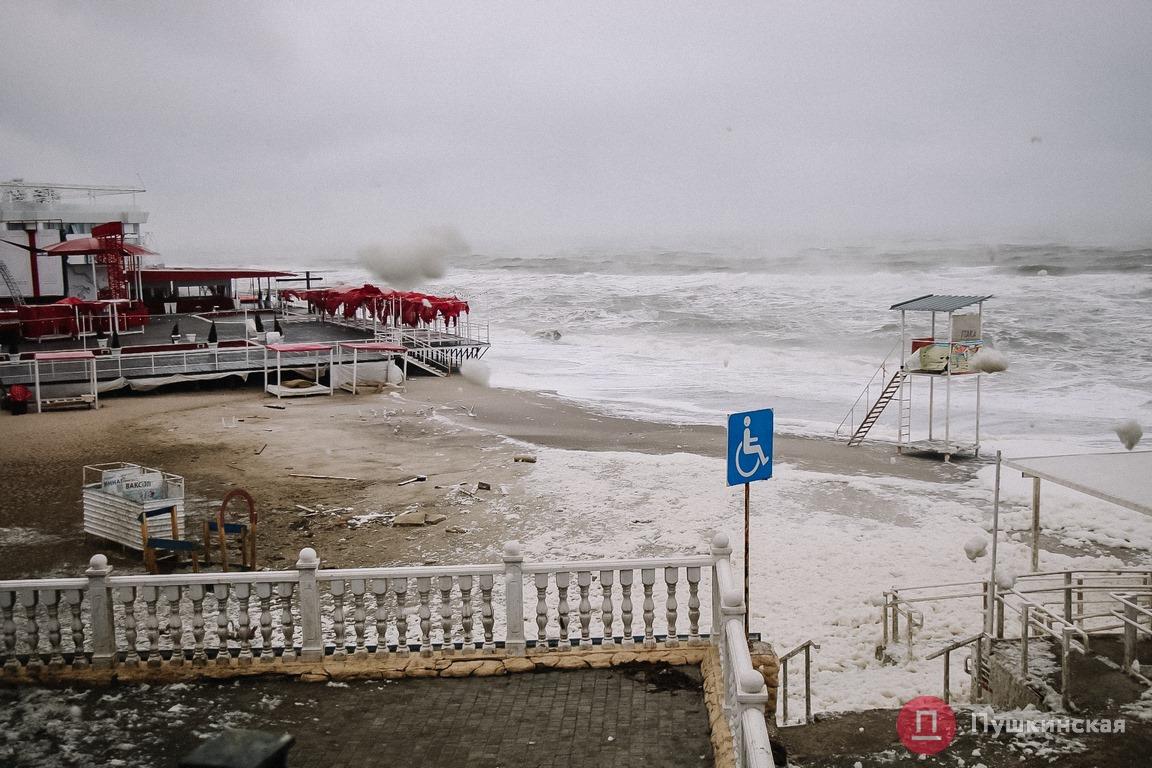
64,589,86,667
641,568,656,648
350,578,367,657
370,579,389,653
164,585,184,665
211,583,231,665
416,576,432,656
577,571,592,647
534,572,550,646
42,590,64,667
665,568,679,647
84,555,116,669
599,570,615,646
459,575,474,653
479,574,495,650
139,585,159,666
330,579,347,658
235,582,253,665
438,576,455,654
391,578,409,654
256,582,275,662
188,584,206,666
620,570,635,646
686,567,701,644
117,586,139,666
556,571,571,649
503,542,527,656
18,589,40,668
1,591,17,670
278,582,296,659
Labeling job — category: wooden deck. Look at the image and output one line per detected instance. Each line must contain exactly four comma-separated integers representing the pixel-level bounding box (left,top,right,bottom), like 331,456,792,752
0,309,490,390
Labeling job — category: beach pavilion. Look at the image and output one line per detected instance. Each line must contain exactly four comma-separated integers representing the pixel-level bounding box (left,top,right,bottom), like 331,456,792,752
989,449,1152,576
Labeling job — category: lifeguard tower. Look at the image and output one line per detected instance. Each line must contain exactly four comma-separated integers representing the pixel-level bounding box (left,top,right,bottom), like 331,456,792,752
838,294,993,461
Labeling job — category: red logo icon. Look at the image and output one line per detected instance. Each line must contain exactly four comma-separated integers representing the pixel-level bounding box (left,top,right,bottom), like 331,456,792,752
897,696,957,755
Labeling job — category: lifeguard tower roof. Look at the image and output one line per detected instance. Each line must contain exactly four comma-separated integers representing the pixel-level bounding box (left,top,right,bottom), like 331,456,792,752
889,294,993,312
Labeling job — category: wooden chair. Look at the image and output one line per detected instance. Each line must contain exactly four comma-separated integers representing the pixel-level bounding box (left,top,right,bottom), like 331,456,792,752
139,506,201,574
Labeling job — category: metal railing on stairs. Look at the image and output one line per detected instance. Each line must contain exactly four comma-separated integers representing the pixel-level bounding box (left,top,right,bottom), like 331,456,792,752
778,639,819,725
881,570,1152,710
835,339,903,442
925,633,985,704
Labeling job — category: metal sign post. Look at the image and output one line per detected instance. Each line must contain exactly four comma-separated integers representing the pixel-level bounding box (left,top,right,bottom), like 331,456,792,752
727,408,774,626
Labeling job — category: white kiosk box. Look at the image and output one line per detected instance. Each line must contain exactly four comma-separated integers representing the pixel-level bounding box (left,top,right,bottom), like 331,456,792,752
82,463,186,550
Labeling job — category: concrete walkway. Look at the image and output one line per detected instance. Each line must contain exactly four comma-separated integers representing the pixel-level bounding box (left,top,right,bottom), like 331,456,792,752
0,665,713,768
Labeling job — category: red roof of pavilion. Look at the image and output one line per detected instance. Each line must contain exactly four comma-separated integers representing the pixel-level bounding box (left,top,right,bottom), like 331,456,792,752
134,267,296,282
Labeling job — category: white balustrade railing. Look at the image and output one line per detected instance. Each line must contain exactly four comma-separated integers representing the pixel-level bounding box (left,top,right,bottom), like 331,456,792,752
710,534,776,768
1,536,774,766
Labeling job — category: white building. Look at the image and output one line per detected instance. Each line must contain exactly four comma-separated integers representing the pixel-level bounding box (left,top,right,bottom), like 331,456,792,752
0,179,148,301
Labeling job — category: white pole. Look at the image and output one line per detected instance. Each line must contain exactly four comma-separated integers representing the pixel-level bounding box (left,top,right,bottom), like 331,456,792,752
91,357,99,410
975,374,982,453
34,358,42,413
985,450,1002,636
945,311,952,449
928,313,936,440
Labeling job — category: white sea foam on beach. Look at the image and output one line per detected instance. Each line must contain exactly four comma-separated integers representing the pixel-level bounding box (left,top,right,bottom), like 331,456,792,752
512,446,1147,714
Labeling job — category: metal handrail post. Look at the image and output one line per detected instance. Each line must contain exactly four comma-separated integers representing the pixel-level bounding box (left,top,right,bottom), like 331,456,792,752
881,593,889,647
1124,601,1138,672
1062,626,1073,711
942,647,952,704
781,658,789,724
905,608,914,661
1064,572,1073,624
1020,605,1030,677
804,643,812,723
973,637,984,704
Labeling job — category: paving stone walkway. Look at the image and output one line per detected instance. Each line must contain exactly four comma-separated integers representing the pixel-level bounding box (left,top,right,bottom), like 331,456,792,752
0,665,714,768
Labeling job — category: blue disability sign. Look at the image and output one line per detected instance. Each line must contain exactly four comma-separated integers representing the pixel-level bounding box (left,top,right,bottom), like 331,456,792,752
727,408,774,486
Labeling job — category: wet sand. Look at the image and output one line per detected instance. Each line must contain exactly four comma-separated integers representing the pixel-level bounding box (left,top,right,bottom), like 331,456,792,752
0,377,974,580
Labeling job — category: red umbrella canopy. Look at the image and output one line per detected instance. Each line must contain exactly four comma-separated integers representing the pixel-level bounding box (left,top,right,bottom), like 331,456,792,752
42,238,157,256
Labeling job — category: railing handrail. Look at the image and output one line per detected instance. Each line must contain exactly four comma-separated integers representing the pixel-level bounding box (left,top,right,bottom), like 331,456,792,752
925,632,984,661
834,338,903,436
107,570,301,588
779,639,820,663
522,555,714,574
0,577,89,591
1000,589,1090,646
324,564,506,580
1108,592,1152,629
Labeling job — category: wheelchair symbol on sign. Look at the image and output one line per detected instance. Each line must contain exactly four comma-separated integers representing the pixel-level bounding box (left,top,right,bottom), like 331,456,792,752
735,416,770,478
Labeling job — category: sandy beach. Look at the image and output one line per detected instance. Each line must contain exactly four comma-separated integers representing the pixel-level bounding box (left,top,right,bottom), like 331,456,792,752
0,376,970,580
8,375,1148,716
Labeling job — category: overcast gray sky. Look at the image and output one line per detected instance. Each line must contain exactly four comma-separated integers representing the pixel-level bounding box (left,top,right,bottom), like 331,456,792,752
3,1,1150,263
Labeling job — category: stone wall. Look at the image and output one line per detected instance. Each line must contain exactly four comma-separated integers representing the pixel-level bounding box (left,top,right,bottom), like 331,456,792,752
1,642,711,687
